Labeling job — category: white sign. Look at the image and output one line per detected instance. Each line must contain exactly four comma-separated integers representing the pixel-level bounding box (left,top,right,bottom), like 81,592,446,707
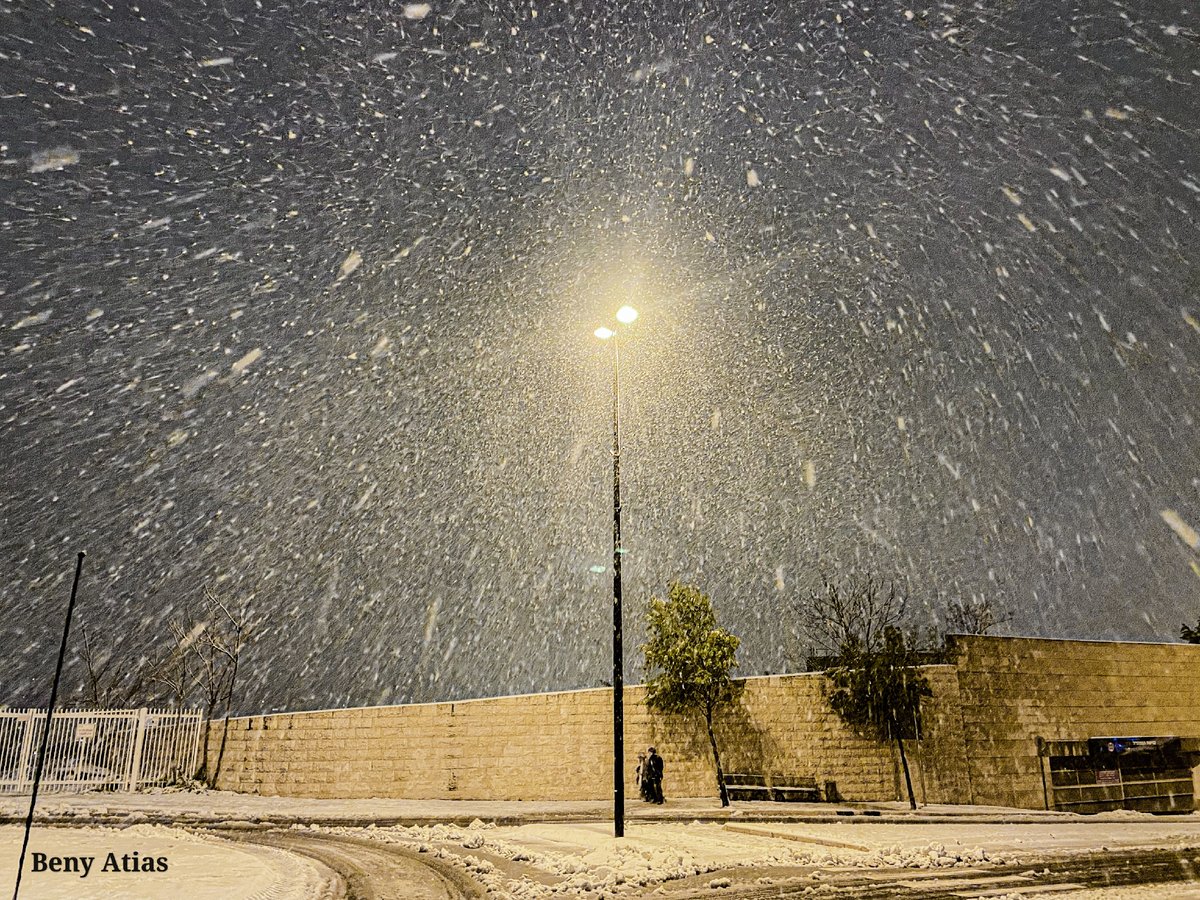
75,722,96,741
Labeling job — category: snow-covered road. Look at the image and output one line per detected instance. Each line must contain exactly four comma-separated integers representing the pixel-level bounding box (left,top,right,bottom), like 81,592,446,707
5,792,1200,898
308,816,1200,898
3,813,1200,897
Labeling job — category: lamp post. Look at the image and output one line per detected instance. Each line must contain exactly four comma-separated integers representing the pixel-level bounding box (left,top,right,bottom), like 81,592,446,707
594,304,637,839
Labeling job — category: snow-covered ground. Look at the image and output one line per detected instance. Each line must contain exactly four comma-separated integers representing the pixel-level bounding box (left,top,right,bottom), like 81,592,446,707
4,792,1200,897
0,804,1198,898
718,818,1200,856
310,815,1200,898
1037,886,1200,899
0,824,336,899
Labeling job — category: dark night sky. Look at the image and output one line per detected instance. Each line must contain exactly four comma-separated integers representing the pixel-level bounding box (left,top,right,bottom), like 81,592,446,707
2,1,1198,713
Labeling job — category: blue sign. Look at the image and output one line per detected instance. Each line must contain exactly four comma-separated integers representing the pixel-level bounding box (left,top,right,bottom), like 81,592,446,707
1088,736,1176,755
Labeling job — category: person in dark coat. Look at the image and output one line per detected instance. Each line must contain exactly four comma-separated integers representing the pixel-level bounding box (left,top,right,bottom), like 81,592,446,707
647,746,665,804
635,753,652,801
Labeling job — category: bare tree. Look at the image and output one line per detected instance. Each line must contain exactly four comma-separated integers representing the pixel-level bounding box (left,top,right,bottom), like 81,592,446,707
147,595,204,710
74,622,153,709
798,573,909,657
944,596,1007,636
798,575,930,809
153,622,201,710
193,622,227,779
205,589,251,785
67,594,251,788
153,589,252,786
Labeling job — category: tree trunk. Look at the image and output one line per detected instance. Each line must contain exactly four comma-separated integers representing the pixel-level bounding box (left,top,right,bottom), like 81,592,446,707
197,710,213,785
705,707,729,807
213,654,240,785
896,735,917,810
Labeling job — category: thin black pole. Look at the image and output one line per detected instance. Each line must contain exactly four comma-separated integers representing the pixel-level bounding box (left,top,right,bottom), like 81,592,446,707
12,550,85,900
611,337,625,839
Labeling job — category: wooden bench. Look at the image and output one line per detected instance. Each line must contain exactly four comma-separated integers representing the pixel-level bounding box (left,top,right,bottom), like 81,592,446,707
724,773,822,802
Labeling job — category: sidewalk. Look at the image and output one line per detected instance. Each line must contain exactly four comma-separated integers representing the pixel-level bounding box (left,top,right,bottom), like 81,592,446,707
0,790,1177,828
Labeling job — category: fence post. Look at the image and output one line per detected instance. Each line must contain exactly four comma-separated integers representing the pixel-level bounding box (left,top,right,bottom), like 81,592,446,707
187,713,203,783
15,712,36,794
127,708,149,792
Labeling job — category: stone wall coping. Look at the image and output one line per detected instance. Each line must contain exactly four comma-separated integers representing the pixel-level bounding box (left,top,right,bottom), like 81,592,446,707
949,634,1200,651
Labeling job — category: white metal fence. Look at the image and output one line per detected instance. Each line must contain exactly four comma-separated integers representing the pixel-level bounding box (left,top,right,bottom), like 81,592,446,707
0,708,202,794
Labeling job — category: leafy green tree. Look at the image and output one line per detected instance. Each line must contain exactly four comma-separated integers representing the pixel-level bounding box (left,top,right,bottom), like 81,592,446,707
643,582,742,807
826,625,931,810
1182,620,1200,644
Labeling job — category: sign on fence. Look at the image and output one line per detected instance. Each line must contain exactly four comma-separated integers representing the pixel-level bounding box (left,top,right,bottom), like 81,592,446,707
0,707,202,794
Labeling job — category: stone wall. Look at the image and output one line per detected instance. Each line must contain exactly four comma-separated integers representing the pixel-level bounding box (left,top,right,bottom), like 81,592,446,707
208,667,971,803
950,635,1200,809
207,636,1200,808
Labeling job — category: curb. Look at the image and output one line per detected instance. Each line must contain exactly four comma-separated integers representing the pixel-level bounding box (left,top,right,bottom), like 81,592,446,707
723,822,873,851
0,811,1114,829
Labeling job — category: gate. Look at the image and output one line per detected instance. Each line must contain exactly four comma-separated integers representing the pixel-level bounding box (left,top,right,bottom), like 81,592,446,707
1039,735,1196,814
0,708,202,794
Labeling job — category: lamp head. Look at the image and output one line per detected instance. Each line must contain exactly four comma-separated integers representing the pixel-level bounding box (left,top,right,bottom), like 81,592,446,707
594,326,615,340
616,306,638,325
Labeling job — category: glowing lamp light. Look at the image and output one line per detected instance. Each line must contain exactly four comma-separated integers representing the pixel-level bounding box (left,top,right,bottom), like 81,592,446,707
594,326,615,340
616,305,638,325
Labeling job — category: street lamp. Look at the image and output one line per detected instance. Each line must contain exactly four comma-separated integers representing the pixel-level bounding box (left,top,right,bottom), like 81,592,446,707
594,304,637,838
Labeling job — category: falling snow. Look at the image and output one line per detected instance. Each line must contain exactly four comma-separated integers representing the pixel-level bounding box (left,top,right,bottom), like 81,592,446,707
29,146,80,174
0,0,1198,712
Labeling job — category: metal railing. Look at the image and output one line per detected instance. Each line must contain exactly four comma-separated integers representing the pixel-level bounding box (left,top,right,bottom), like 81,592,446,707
0,707,202,794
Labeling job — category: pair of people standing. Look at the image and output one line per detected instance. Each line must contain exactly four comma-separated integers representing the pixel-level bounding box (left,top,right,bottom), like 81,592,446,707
635,747,664,804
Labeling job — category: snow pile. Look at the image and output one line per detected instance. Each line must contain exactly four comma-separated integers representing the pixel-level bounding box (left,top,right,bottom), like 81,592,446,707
577,838,708,885
336,820,1005,899
316,819,500,856
329,821,721,895
462,831,486,849
144,780,211,794
851,841,997,869
493,837,997,897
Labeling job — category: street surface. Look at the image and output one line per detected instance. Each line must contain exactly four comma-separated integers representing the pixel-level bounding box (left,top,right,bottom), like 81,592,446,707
223,829,1200,899
222,829,484,900
5,795,1200,898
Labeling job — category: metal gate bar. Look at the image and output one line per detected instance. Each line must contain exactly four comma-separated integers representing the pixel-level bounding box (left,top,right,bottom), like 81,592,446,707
0,708,202,794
